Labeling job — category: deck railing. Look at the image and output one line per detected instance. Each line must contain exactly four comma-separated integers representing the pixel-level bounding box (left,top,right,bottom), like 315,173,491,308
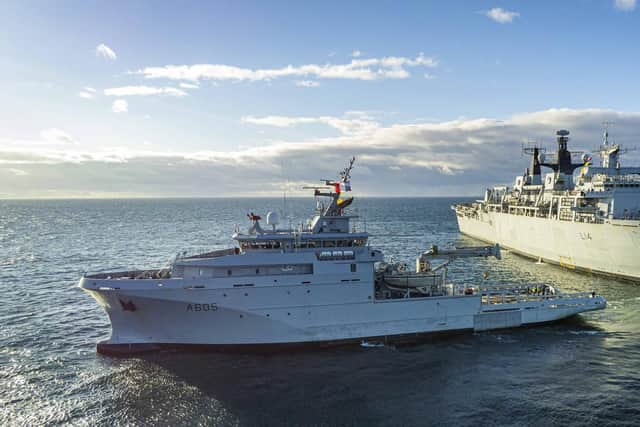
480,287,597,305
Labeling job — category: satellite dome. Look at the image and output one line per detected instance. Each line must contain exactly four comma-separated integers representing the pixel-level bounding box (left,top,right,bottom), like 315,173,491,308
266,211,280,226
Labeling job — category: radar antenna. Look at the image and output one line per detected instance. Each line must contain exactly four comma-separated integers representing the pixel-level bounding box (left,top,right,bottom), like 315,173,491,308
522,140,546,182
602,121,615,147
340,156,356,183
593,122,635,168
522,140,546,156
536,129,584,175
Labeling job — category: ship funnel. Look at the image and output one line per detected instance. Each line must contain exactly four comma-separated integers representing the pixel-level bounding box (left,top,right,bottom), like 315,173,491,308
556,129,570,150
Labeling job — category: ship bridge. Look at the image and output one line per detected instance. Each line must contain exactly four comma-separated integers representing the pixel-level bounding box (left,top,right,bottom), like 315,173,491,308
232,156,369,252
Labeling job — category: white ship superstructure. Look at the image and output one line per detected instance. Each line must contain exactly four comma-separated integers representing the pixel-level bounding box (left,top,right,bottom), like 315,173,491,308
80,158,606,355
454,128,640,281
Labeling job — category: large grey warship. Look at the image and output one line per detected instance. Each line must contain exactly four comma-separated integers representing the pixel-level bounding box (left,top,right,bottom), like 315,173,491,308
453,127,640,281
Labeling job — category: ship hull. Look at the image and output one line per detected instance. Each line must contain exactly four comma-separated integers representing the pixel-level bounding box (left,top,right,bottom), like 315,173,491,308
95,330,474,356
455,209,640,281
80,278,605,355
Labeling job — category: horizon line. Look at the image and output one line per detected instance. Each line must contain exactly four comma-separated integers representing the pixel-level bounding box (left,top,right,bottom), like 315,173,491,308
0,194,479,201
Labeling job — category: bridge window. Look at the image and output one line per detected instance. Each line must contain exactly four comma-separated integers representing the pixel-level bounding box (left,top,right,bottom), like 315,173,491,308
316,250,356,261
243,241,283,250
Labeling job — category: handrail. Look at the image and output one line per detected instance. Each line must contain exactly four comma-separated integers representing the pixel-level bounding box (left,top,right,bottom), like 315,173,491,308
481,289,597,305
180,247,238,260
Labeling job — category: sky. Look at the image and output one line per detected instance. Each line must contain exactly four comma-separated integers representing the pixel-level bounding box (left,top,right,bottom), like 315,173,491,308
1,0,639,198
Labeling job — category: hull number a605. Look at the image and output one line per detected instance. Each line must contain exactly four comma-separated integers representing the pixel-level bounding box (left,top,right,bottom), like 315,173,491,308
187,303,218,312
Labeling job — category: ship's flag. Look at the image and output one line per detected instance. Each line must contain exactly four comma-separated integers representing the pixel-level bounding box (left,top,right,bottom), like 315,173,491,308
334,180,352,193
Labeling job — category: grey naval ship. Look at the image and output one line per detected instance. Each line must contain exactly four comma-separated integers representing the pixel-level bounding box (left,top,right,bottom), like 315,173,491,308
80,158,605,355
454,127,640,281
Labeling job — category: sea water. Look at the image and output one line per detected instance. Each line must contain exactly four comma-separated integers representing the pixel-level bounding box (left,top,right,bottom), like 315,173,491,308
1,198,639,426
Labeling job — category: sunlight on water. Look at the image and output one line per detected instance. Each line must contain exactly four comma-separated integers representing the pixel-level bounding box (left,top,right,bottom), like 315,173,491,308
1,198,638,425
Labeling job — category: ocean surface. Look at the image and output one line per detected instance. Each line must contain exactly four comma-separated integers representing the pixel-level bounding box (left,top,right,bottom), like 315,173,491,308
1,197,639,426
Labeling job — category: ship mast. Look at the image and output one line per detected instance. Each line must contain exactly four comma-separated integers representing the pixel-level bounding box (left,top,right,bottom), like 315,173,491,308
302,157,356,217
522,141,545,185
596,121,625,169
538,130,584,175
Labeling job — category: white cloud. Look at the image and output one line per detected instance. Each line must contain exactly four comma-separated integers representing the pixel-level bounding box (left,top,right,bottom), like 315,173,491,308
3,108,640,198
485,8,520,23
104,86,188,97
40,128,76,144
424,73,436,80
295,80,320,87
351,50,362,58
112,99,128,113
242,115,320,128
95,43,117,60
179,82,200,89
241,112,379,135
79,87,96,99
137,53,438,83
614,0,636,10
7,168,28,176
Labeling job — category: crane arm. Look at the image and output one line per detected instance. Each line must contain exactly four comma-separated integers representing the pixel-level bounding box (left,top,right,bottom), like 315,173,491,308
416,244,501,273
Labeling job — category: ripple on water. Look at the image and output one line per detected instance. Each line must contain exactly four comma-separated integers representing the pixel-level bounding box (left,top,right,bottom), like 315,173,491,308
1,198,639,426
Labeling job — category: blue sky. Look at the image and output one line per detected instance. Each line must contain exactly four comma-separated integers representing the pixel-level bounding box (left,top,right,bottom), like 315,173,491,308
1,0,639,197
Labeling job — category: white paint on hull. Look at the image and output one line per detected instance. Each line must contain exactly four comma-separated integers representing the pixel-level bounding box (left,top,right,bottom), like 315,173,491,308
81,277,605,348
456,211,640,281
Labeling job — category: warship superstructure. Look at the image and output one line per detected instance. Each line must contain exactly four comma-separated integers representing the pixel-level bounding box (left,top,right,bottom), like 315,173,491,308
80,159,606,355
454,128,640,281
